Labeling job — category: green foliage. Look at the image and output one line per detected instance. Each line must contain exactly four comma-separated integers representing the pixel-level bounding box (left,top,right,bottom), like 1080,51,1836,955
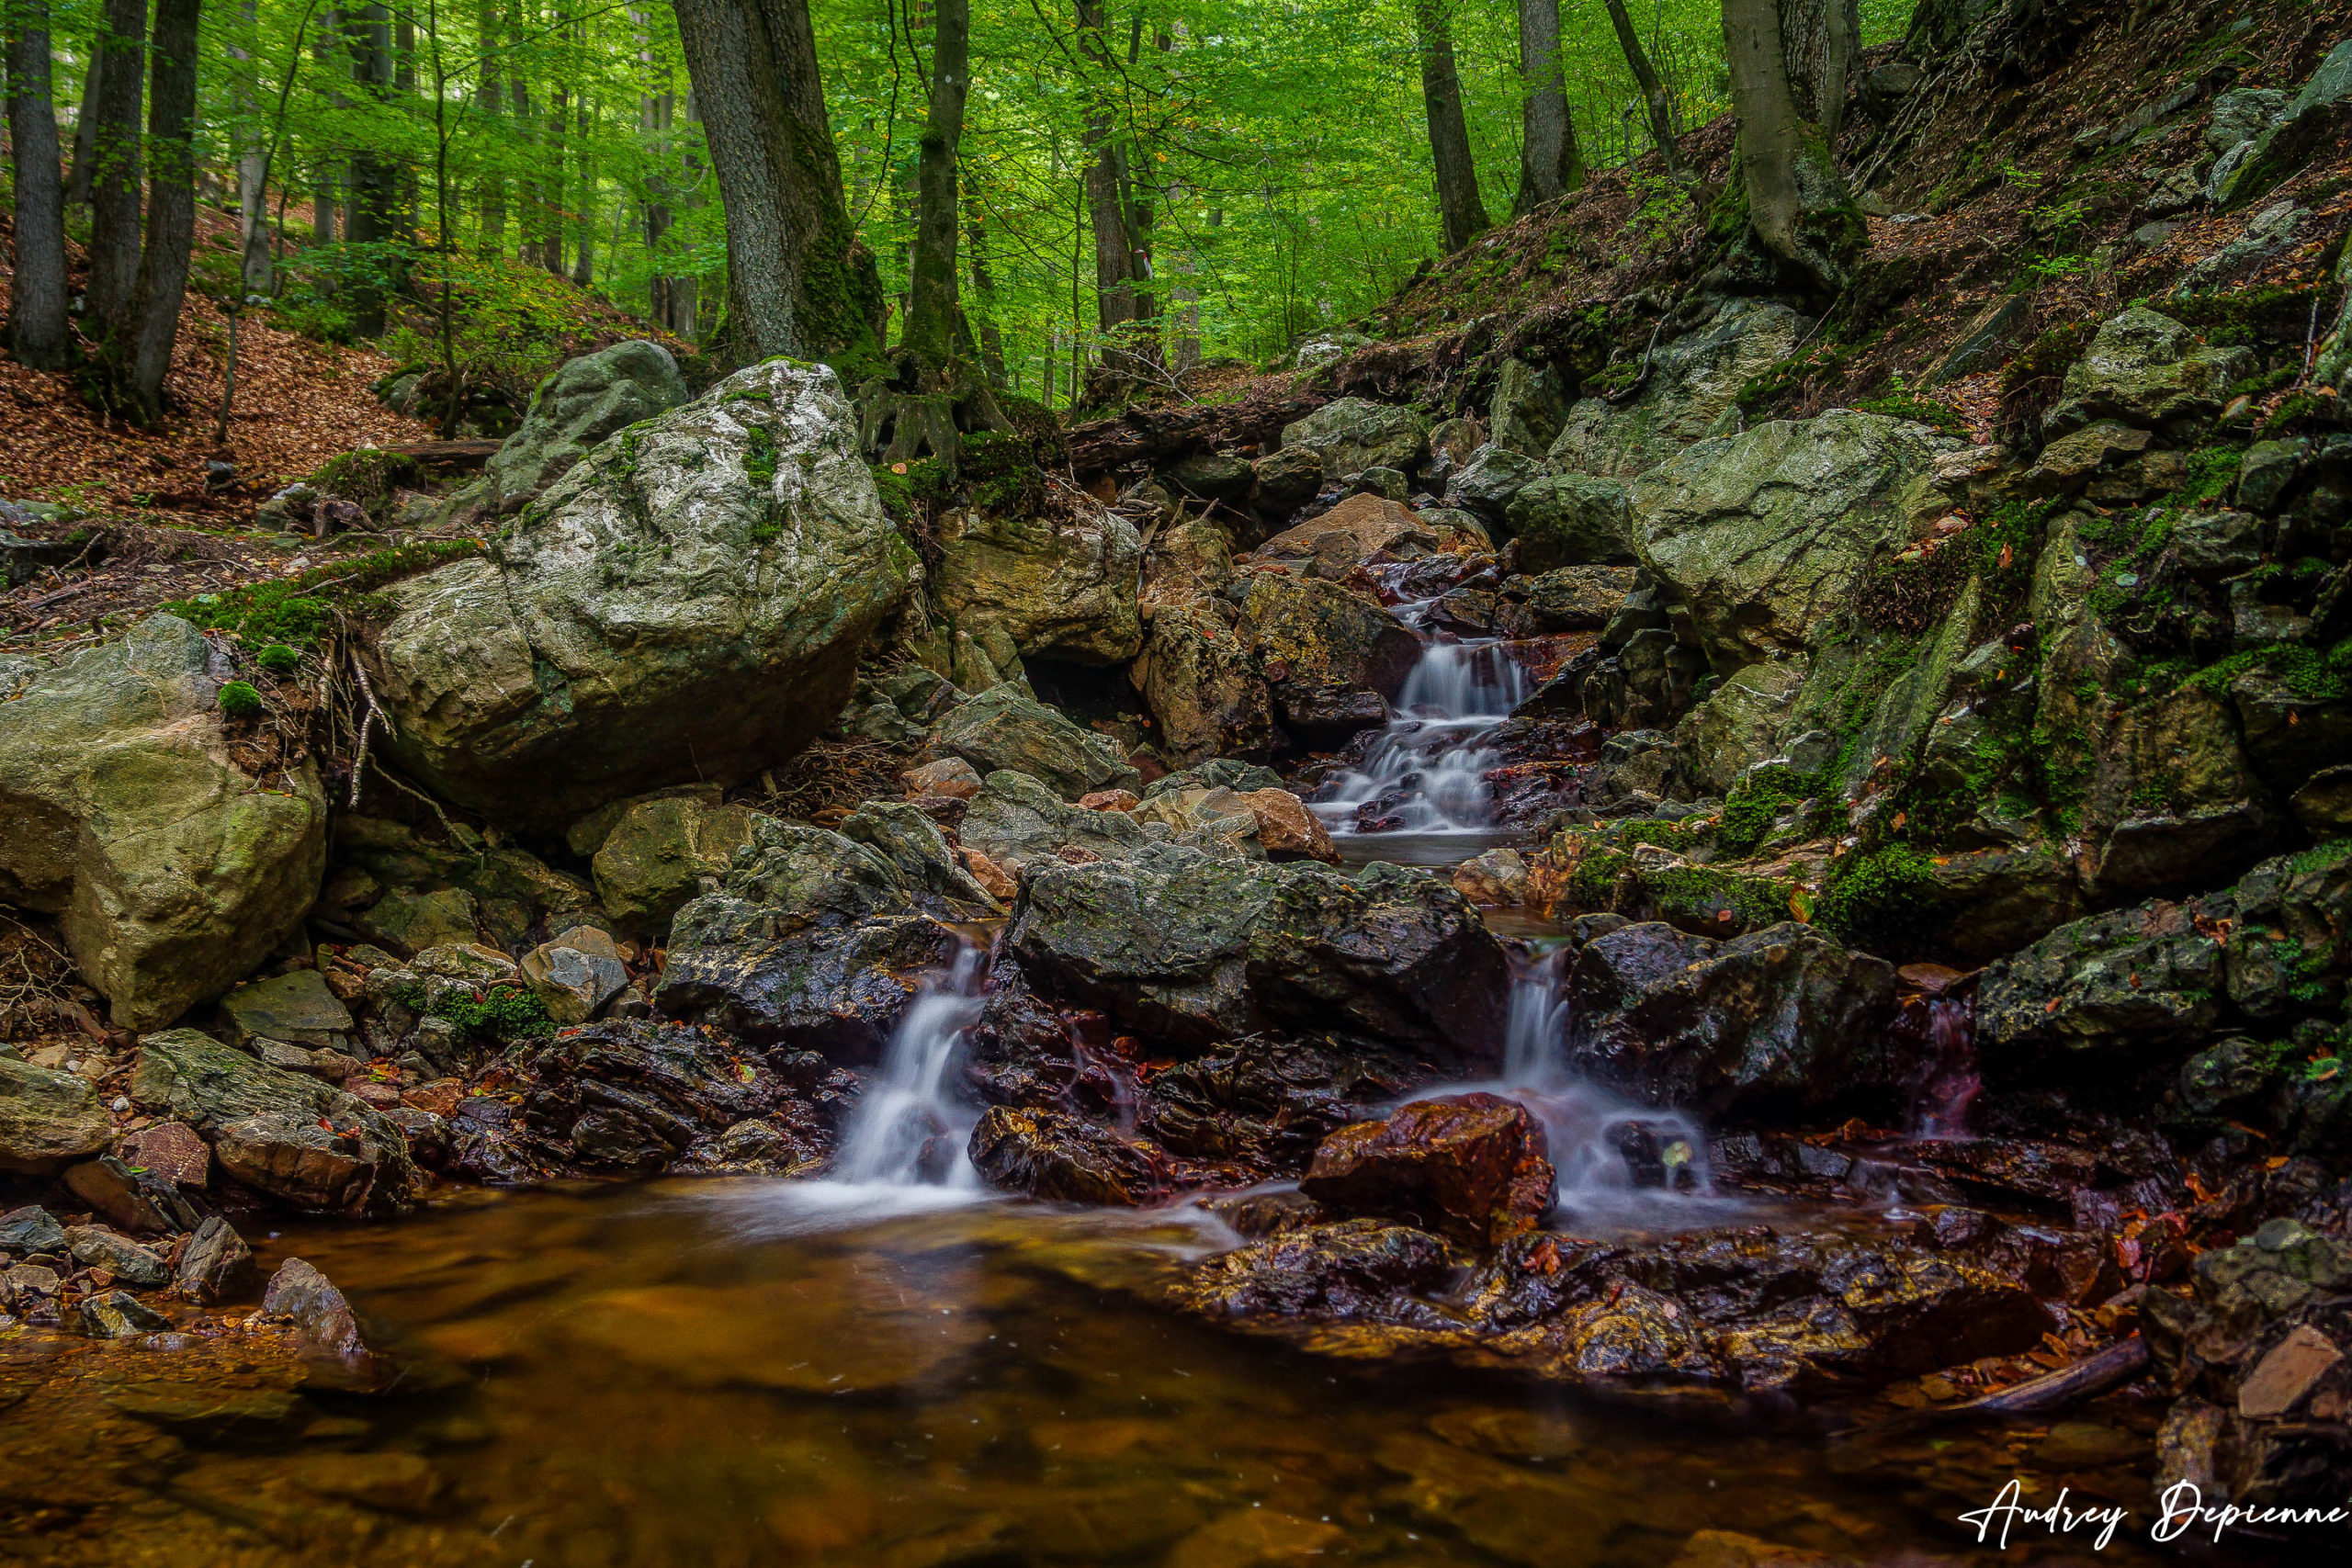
1854,392,1970,437
163,540,488,651
254,644,303,676
308,448,420,504
392,981,555,1042
217,682,265,720
1717,765,1820,859
1815,845,1939,952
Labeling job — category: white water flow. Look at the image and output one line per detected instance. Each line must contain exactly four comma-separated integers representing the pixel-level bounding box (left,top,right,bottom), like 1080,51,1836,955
1420,948,1736,1235
1311,598,1535,840
764,942,994,1230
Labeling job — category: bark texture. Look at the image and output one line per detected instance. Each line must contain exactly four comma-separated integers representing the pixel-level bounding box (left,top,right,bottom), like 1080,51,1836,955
902,0,970,366
671,0,883,367
6,0,73,368
1512,0,1586,217
1606,0,1685,175
1413,0,1490,254
1722,0,1862,295
84,0,148,332
93,0,200,424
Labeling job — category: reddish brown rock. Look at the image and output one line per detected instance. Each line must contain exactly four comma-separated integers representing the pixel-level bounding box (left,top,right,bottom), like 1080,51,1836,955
118,1122,210,1189
1079,788,1142,813
1257,493,1458,580
900,757,984,801
1301,1093,1555,1248
967,1105,1162,1206
1232,788,1339,863
961,848,1020,901
401,1079,467,1118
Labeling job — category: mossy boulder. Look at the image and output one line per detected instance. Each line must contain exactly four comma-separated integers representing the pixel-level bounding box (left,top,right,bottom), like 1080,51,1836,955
0,1057,113,1175
1628,411,1962,673
2043,308,2252,439
1278,399,1431,481
1548,298,1804,479
1502,475,1637,571
932,505,1143,666
923,684,1141,800
363,359,910,829
465,340,689,517
1133,604,1282,766
589,789,766,935
0,616,328,1030
1236,570,1420,747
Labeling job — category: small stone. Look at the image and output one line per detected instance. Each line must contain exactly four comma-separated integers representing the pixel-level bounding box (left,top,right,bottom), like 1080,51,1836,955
175,1215,258,1303
520,924,631,1026
79,1290,171,1339
900,756,984,801
0,1205,66,1255
62,1156,175,1234
220,968,356,1050
62,1225,171,1288
961,847,1020,902
261,1257,368,1358
1231,788,1338,863
1079,788,1142,813
2238,1324,2344,1418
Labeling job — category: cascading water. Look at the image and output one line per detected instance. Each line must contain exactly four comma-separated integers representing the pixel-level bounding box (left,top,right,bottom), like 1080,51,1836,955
1907,995,1982,1140
1311,609,1535,845
763,941,995,1228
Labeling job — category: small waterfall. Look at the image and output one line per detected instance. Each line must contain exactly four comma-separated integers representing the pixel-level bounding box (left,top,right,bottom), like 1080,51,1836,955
1908,995,1981,1140
1311,626,1535,839
831,942,989,1189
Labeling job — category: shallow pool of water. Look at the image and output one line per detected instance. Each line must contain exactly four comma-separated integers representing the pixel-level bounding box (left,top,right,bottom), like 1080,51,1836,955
0,1180,2195,1567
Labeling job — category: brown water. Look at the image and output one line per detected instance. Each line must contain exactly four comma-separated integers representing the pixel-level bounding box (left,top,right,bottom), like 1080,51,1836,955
2,1180,2183,1567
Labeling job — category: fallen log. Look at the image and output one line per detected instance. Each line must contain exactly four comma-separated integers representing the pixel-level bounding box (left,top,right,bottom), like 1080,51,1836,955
384,439,503,469
1064,387,1331,476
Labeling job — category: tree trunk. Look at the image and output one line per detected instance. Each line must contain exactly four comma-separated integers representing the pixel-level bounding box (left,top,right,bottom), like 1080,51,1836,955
1512,0,1585,216
345,4,397,334
476,3,504,255
232,0,272,298
1076,0,1133,337
1776,0,1859,141
1722,0,1861,295
544,76,568,276
63,38,99,206
511,74,537,264
1605,0,1684,175
1412,0,1489,254
311,8,344,242
901,0,968,366
669,0,884,367
93,0,200,424
5,0,72,368
571,96,596,287
84,0,147,333
967,219,1005,385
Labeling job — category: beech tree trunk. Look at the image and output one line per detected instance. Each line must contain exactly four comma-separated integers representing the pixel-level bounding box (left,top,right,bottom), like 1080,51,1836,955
1722,0,1861,294
345,4,398,334
1776,0,1859,141
1413,0,1489,254
311,8,344,242
477,1,504,255
902,0,969,365
63,39,98,206
670,0,883,365
84,0,148,333
968,219,1006,384
93,0,200,424
232,0,273,298
571,96,596,288
1076,0,1134,339
1605,0,1685,175
1512,0,1585,216
6,0,72,367
544,76,569,276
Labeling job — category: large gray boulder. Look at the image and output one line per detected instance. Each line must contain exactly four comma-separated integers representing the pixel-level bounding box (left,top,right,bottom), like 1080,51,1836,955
0,616,327,1029
960,769,1149,873
1548,299,1805,479
1007,844,1510,1069
1487,359,1569,457
1503,474,1636,570
2044,308,2251,438
1235,570,1420,747
931,505,1143,666
1629,411,1962,671
128,1029,416,1214
923,684,1141,799
653,816,988,1059
465,340,689,517
1566,922,1902,1117
0,1057,112,1175
364,359,910,829
1278,399,1431,480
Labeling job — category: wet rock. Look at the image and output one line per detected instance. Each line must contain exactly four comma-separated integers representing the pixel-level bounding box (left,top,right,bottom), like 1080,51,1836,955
1250,445,1326,515
2045,307,2252,438
0,1055,112,1175
1231,788,1338,863
590,790,765,933
1517,565,1639,632
839,798,1001,908
901,755,985,801
0,615,328,1028
1629,412,1962,671
1147,759,1287,798
1301,1094,1554,1248
220,969,355,1052
78,1290,171,1339
119,1121,209,1190
924,683,1143,799
961,768,1150,873
967,1104,1164,1205
2211,39,2352,209
1160,449,1257,503
463,339,688,516
1137,515,1238,619
355,886,481,955
1256,493,1453,580
129,1029,416,1215
521,925,632,1026
0,1204,66,1255
1502,475,1636,571
1549,299,1806,479
2290,763,2352,839
1279,399,1430,480
1009,844,1510,1066
364,358,909,829
61,1154,188,1233
1489,359,1569,457
1566,923,1902,1117
175,1215,257,1303
1172,1219,1457,1323
1449,445,1543,515
1133,604,1283,766
1236,570,1419,747
261,1257,368,1359
62,1225,169,1288
932,503,1144,665
1451,848,1529,907
655,818,970,1058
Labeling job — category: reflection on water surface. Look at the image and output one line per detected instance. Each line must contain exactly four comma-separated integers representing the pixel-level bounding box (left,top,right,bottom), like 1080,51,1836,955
2,1181,2177,1566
